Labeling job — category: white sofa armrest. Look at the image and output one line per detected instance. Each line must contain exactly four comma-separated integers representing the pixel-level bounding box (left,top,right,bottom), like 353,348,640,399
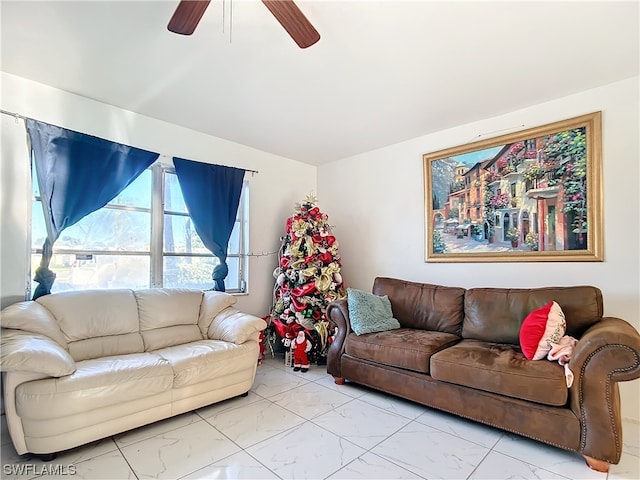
1,328,76,377
1,301,68,347
208,308,267,344
198,291,238,336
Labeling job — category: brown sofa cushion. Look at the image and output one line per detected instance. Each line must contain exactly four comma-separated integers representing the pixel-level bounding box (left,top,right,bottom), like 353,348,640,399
372,277,465,334
430,339,568,406
345,328,460,374
462,286,603,344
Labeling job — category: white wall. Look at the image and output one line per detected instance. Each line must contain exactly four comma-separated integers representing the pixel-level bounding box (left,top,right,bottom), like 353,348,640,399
1,108,31,308
318,76,640,421
0,72,316,316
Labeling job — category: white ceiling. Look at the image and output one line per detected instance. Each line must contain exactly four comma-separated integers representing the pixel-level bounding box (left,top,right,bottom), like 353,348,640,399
1,0,638,165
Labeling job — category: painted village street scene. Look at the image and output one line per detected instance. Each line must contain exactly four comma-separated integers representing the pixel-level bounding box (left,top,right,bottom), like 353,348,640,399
430,127,588,254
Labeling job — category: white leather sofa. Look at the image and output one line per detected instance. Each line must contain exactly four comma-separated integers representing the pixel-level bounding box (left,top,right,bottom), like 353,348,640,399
0,288,266,456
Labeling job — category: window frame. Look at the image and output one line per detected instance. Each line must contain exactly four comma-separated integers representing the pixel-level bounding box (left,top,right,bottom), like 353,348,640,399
29,160,248,296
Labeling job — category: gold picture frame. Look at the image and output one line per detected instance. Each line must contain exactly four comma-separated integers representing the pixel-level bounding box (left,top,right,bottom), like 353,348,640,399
423,112,602,262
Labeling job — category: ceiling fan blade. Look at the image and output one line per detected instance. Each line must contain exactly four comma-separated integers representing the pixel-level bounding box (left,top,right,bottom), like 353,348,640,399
262,0,320,49
168,0,211,35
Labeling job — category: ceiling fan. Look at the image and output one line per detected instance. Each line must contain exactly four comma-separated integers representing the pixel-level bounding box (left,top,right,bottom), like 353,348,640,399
167,0,320,49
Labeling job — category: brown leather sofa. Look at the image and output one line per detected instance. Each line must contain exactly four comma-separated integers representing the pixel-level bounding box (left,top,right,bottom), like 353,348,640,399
326,277,640,473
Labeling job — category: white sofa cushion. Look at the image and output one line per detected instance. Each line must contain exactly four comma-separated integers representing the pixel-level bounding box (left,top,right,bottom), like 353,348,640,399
68,333,145,362
135,288,203,330
37,289,140,341
154,340,258,388
135,289,204,350
141,325,204,352
36,289,145,360
15,352,173,419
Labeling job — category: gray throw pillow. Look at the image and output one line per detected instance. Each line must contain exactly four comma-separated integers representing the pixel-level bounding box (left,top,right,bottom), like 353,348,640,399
347,288,401,335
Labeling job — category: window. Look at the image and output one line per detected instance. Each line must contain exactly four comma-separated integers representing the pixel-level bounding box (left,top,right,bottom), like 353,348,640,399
30,162,248,295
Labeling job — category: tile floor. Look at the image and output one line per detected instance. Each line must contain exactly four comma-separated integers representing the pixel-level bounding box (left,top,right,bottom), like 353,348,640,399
1,356,639,480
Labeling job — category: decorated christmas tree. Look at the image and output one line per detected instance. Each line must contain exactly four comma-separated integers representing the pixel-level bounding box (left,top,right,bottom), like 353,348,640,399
271,195,346,365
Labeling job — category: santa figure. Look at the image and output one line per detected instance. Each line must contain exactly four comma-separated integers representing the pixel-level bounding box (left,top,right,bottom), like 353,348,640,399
292,330,312,372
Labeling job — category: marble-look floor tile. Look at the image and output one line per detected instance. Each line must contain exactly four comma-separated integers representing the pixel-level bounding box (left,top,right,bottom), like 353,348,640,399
1,415,11,445
120,419,240,479
246,421,364,480
358,390,427,420
493,433,606,480
608,452,640,480
286,365,331,381
179,451,279,479
257,355,293,369
469,450,570,480
0,437,118,480
270,381,353,419
204,399,305,448
327,451,423,479
251,368,311,398
1,442,31,479
4,360,631,480
622,418,640,457
313,375,370,398
312,398,411,449
48,438,119,466
414,408,503,448
114,411,200,447
372,421,489,480
36,450,136,480
256,357,282,369
195,391,263,419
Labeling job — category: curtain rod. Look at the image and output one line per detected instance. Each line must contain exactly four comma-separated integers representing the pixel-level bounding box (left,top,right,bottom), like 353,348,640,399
1,108,26,121
1,108,259,175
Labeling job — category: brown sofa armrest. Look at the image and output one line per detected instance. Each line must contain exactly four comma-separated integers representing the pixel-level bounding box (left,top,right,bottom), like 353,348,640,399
568,317,640,463
326,299,351,379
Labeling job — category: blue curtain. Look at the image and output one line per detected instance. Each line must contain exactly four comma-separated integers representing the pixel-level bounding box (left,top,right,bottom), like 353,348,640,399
173,158,246,292
27,119,159,299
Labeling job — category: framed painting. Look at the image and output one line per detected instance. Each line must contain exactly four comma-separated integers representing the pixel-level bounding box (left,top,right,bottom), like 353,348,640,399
423,112,602,262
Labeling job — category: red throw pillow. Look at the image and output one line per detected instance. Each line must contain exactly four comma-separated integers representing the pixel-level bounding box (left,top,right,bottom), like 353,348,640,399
519,301,566,360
